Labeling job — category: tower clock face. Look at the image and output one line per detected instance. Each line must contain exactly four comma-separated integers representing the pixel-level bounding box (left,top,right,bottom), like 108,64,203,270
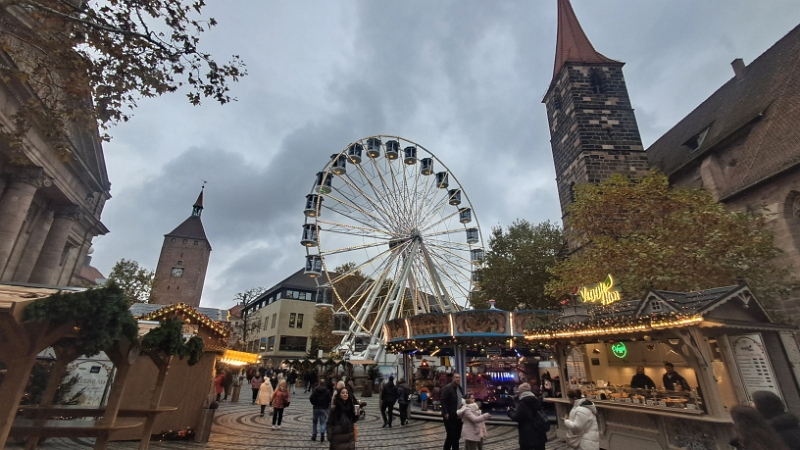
172,267,184,277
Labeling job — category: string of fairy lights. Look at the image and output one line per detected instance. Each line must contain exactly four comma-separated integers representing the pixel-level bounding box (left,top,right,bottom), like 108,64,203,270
136,303,231,338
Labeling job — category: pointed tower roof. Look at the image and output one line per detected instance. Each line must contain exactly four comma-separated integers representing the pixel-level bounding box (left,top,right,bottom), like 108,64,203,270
553,0,619,79
194,189,204,209
165,189,210,247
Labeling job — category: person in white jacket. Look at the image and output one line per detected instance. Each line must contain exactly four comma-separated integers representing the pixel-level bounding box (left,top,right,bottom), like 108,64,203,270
457,392,491,450
256,379,274,417
563,389,599,450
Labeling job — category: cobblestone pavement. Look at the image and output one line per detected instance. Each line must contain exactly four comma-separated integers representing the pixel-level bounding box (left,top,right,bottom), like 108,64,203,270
11,390,569,450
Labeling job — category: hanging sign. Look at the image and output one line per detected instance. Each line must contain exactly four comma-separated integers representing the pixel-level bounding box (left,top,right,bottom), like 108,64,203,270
579,274,621,305
610,342,628,359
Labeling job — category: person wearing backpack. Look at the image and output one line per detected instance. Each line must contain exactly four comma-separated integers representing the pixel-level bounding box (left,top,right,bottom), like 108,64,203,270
563,389,599,450
507,383,548,450
397,378,411,425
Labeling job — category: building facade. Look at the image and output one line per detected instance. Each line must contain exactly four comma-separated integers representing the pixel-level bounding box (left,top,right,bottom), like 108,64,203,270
647,25,800,317
0,10,110,288
151,190,211,308
242,269,331,367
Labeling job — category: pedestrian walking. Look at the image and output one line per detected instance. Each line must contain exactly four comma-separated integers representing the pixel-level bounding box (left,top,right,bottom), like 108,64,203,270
223,370,233,400
419,386,430,411
507,383,548,450
730,404,790,450
288,369,298,394
214,371,225,402
563,389,599,450
310,380,333,442
752,390,800,450
250,369,265,404
270,371,279,390
331,381,345,407
256,378,274,417
304,370,313,393
327,387,359,450
458,392,491,450
381,376,398,427
397,378,411,425
271,380,291,430
441,372,464,450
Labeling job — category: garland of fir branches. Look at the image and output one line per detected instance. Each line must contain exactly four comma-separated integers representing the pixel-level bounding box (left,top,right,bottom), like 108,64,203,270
23,284,138,356
141,318,204,366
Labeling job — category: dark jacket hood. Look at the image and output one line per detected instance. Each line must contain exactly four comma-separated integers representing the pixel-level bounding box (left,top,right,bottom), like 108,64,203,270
771,412,800,432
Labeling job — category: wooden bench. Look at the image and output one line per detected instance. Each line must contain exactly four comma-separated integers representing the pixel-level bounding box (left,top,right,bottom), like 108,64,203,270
14,406,177,450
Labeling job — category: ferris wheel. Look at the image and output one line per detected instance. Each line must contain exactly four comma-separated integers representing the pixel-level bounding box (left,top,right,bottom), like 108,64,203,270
301,135,484,361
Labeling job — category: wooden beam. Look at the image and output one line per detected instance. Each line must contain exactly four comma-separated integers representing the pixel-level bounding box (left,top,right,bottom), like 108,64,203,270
138,354,173,450
0,314,29,359
0,352,38,450
95,341,134,450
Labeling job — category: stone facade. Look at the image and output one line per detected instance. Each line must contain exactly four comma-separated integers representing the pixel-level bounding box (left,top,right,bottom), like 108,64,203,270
0,11,110,287
151,192,211,308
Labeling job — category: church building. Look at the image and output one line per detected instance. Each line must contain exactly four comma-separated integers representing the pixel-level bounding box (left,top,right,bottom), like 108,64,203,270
151,189,212,308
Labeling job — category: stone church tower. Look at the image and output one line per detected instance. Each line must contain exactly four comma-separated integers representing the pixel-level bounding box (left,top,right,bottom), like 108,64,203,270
152,189,211,307
544,0,649,243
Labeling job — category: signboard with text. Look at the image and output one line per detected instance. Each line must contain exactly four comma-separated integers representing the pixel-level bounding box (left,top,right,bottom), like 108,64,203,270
579,274,621,306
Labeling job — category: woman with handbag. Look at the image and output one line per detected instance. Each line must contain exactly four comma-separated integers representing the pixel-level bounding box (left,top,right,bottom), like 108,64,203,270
327,387,359,450
271,380,291,430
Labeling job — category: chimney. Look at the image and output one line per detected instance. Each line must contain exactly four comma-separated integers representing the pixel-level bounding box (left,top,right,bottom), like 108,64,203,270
731,58,746,80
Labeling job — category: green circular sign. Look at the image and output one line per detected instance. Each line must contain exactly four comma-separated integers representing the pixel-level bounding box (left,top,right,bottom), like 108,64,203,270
611,342,628,359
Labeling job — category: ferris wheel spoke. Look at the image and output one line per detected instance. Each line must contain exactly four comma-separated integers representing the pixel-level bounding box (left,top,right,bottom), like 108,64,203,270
412,169,440,227
425,251,473,299
349,164,401,227
321,204,393,237
316,219,397,239
369,158,409,230
326,245,396,286
426,241,474,266
418,245,455,312
339,172,398,227
385,158,413,231
424,237,472,251
323,191,392,230
422,227,468,239
420,208,461,234
319,240,394,257
418,188,461,232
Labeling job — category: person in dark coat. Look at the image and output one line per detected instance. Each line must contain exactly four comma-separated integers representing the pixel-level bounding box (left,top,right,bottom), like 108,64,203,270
310,381,333,442
753,390,800,450
380,376,399,427
662,363,690,391
441,372,464,450
730,404,790,450
327,387,359,450
508,383,548,450
397,378,411,426
288,369,298,394
629,366,656,390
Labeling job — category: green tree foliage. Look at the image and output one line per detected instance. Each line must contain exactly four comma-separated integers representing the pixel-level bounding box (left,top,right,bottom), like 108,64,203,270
140,318,204,366
106,258,155,305
0,0,246,159
546,173,794,313
23,284,139,356
471,220,565,311
309,305,340,353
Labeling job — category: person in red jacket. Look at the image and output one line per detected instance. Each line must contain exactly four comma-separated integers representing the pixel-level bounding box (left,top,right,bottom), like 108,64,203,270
271,380,291,430
214,370,225,402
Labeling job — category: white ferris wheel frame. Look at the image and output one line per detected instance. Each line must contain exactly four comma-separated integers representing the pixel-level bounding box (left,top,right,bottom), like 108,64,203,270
303,135,485,357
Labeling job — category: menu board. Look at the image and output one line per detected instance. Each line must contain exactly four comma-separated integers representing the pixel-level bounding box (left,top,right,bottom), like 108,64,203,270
730,333,782,401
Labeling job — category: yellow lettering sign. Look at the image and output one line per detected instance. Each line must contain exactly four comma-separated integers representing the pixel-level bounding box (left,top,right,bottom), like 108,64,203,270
579,274,621,305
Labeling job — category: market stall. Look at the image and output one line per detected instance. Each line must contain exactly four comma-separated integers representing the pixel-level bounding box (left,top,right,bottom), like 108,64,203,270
527,282,800,450
384,302,558,410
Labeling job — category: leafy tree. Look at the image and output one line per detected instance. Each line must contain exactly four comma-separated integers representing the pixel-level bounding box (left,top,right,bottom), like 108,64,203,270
471,220,565,311
106,258,155,305
0,0,246,160
546,173,794,314
232,286,266,343
141,318,204,366
309,303,340,353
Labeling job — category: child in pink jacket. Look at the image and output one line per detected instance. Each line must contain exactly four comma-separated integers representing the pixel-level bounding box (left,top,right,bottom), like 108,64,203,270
458,392,492,450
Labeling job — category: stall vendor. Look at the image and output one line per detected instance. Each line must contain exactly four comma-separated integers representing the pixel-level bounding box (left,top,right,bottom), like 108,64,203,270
662,363,690,391
630,366,656,390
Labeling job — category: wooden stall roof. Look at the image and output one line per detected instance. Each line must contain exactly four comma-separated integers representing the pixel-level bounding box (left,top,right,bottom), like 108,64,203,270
132,303,230,338
0,283,84,321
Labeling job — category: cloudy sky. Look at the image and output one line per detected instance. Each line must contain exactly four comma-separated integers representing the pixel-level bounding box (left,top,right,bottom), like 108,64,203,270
91,0,800,310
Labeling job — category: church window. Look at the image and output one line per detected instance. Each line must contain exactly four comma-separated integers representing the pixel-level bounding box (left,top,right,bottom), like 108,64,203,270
182,239,188,244
177,260,183,265
194,240,198,245
171,238,176,243
167,285,170,290
176,286,180,290
553,94,562,111
590,70,605,94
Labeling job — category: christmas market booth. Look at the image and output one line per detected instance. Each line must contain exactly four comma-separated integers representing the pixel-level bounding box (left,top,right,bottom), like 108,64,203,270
384,301,559,410
526,280,800,450
111,303,252,443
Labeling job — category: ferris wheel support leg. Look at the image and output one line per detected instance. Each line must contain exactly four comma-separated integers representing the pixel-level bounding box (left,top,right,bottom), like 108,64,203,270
419,242,453,313
370,240,418,349
340,253,397,355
